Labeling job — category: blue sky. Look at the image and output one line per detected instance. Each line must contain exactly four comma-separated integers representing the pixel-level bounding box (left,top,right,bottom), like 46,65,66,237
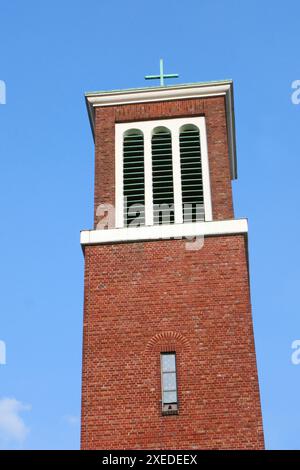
0,0,299,449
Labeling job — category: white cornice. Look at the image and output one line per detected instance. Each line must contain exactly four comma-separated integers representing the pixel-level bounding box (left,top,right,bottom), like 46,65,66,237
80,219,248,246
86,82,231,107
85,81,237,179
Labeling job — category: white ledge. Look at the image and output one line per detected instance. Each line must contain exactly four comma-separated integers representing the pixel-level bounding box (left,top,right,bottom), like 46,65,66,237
80,219,248,246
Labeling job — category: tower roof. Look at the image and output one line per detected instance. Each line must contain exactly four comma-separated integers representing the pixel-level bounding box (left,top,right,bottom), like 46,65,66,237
85,80,237,179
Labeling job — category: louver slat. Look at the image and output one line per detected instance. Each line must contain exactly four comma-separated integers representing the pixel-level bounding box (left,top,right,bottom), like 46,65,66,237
152,129,174,225
180,128,204,222
123,133,145,227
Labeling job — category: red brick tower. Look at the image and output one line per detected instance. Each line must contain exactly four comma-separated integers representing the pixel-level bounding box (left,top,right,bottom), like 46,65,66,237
80,79,264,449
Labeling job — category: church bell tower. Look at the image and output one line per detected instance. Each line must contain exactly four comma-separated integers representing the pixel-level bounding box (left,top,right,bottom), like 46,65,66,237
80,69,264,449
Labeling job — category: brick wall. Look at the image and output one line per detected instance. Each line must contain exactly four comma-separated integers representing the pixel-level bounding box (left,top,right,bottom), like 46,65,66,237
93,96,234,228
81,234,264,449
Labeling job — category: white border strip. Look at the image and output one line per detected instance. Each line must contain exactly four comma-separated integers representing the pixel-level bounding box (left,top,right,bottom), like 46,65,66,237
80,219,248,246
115,125,123,228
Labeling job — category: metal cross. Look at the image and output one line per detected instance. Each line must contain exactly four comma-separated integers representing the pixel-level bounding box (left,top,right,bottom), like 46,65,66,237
145,59,179,86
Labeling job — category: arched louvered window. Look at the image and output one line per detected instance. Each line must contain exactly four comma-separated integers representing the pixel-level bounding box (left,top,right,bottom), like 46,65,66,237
152,127,174,225
123,129,145,227
179,125,204,222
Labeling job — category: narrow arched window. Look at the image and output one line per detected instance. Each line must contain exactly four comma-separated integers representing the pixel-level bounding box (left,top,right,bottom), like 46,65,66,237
152,127,174,225
123,129,145,227
179,125,204,222
161,352,178,415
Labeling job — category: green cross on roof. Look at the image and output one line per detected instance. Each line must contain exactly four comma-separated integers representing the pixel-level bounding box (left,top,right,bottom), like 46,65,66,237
145,59,179,87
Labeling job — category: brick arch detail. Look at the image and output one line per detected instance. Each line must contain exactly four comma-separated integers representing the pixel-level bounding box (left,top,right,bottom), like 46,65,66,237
144,331,191,354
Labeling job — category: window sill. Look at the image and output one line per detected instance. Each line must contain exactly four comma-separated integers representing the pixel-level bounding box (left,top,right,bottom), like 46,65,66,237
162,404,178,416
162,409,179,416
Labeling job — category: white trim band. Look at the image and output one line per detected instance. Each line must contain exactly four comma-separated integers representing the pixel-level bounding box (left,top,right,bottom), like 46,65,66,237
80,219,248,246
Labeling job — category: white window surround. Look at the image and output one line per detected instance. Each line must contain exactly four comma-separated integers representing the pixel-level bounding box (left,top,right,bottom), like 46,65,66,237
115,116,212,229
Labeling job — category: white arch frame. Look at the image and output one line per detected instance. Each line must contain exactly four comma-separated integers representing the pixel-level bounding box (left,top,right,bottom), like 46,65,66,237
115,116,212,229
